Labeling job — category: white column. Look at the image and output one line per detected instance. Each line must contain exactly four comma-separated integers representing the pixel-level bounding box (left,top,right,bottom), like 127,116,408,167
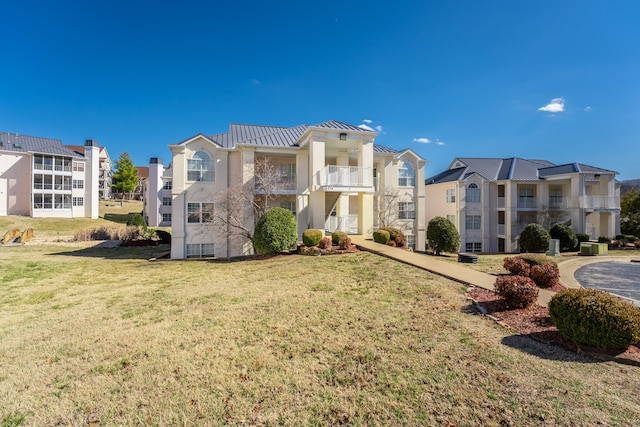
309,136,326,232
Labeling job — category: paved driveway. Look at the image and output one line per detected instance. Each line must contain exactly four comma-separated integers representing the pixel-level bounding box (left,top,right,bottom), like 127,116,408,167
575,261,640,306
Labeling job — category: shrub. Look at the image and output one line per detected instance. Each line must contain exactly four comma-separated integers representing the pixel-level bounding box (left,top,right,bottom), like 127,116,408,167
302,229,323,247
576,233,590,245
331,231,348,245
615,234,626,241
626,235,639,243
426,216,460,255
154,229,172,244
503,257,530,276
529,264,560,288
74,226,146,242
597,236,611,243
549,223,578,252
549,288,640,350
518,223,550,253
318,237,333,250
338,236,352,250
380,227,406,247
518,254,557,268
253,207,298,254
373,229,390,244
386,240,397,247
494,276,539,309
127,213,147,230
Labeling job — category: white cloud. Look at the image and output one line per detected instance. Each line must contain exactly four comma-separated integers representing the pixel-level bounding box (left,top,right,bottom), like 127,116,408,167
358,124,374,131
584,106,592,112
538,97,565,113
250,78,261,85
375,125,383,132
362,119,372,124
413,137,431,144
436,140,445,146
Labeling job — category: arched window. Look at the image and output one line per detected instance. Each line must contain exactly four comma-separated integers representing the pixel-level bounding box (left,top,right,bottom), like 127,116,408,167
398,162,415,187
466,183,481,203
187,151,215,182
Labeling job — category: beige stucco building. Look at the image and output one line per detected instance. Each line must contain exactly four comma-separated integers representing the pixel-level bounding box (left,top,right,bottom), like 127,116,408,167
425,157,620,253
148,121,426,259
0,133,101,219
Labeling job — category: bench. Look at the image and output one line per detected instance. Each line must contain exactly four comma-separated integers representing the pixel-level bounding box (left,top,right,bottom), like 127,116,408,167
458,252,478,264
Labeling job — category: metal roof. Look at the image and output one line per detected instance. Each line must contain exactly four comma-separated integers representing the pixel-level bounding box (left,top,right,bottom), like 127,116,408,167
0,132,80,157
427,157,616,185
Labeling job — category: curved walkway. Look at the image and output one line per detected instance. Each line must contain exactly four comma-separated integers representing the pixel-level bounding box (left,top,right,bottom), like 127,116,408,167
351,237,556,307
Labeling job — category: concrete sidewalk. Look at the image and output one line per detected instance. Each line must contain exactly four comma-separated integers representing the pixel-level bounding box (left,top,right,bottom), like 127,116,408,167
351,236,555,307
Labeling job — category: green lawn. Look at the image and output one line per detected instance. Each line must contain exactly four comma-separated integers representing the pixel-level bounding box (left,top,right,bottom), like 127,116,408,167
1,243,639,426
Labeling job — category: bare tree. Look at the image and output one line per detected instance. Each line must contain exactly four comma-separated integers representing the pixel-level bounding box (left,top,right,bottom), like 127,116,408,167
375,186,414,232
537,205,571,230
211,158,289,258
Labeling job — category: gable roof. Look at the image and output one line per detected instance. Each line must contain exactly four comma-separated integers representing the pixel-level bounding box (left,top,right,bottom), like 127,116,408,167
426,157,616,185
0,132,80,157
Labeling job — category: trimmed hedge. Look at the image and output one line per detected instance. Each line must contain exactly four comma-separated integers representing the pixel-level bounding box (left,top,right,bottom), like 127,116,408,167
576,233,590,245
331,231,348,245
338,236,352,250
302,229,323,247
373,229,390,244
253,207,297,254
519,223,550,253
153,229,172,244
380,227,406,247
529,264,560,288
503,257,530,277
426,216,460,255
550,223,578,252
549,288,640,350
494,275,539,309
318,237,333,250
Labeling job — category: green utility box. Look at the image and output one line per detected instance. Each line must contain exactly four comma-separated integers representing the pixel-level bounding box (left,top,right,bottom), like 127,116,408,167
580,242,608,255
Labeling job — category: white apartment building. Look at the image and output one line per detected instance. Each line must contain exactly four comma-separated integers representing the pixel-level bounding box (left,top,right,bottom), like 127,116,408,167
66,144,112,200
144,121,426,259
0,133,100,218
425,157,620,253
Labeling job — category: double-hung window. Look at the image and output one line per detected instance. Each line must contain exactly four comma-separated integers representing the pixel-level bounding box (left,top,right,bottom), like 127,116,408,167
187,152,215,182
446,189,456,203
398,162,415,187
187,202,214,223
186,243,214,258
162,197,172,206
466,183,480,203
465,215,481,230
398,202,416,220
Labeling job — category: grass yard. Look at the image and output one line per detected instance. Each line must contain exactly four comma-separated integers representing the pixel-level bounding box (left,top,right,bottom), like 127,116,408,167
1,244,639,426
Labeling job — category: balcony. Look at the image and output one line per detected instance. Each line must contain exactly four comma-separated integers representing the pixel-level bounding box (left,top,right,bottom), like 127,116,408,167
579,196,620,211
497,197,505,209
497,224,506,236
549,196,570,209
322,166,372,191
517,197,537,209
325,215,358,234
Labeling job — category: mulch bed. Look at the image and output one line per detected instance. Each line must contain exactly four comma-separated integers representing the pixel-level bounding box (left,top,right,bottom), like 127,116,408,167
467,287,640,366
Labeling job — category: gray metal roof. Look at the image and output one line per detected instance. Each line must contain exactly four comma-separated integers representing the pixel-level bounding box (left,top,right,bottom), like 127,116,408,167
0,132,80,157
427,157,616,185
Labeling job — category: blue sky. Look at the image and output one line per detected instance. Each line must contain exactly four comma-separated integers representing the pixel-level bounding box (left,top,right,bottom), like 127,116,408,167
2,1,639,180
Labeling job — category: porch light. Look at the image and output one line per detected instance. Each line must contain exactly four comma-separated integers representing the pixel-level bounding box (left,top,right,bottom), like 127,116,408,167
339,133,347,141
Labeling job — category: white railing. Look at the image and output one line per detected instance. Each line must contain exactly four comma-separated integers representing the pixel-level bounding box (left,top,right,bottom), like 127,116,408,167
323,166,372,187
497,224,506,236
497,197,505,209
579,196,619,210
325,215,358,234
549,196,570,209
517,197,537,209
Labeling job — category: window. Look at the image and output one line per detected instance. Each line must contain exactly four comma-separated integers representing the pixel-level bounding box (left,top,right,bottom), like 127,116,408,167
73,179,84,189
162,213,172,223
73,197,84,206
73,161,84,172
398,162,415,186
465,215,481,230
406,234,415,250
280,200,296,214
280,163,296,188
446,214,456,225
187,202,214,223
54,194,71,209
55,176,71,191
163,181,173,190
466,183,480,203
187,151,215,182
398,202,416,220
162,197,172,206
446,189,456,203
550,188,563,208
186,243,215,258
465,242,482,252
518,188,535,208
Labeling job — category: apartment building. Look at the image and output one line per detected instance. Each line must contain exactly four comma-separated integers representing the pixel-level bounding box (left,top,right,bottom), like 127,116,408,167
66,144,112,200
0,132,100,218
146,120,426,259
425,157,620,253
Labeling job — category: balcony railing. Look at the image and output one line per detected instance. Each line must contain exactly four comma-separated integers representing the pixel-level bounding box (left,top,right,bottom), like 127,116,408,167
517,197,537,209
497,224,506,236
323,166,372,188
325,215,358,234
579,196,619,210
549,196,570,209
497,197,505,209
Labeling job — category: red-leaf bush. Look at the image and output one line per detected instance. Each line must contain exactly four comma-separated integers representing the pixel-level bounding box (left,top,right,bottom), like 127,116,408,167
503,257,530,277
529,264,560,288
494,275,539,309
318,236,333,250
338,236,352,250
